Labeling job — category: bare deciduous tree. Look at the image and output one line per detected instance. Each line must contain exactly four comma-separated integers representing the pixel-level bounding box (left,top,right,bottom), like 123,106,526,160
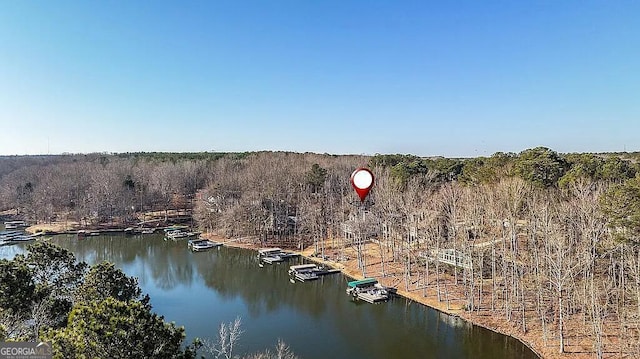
203,317,243,359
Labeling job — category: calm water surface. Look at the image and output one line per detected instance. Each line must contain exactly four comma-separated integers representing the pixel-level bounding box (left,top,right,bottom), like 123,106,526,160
0,233,538,359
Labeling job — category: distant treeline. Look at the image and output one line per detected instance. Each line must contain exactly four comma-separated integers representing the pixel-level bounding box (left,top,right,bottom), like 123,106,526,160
370,149,638,187
0,148,638,227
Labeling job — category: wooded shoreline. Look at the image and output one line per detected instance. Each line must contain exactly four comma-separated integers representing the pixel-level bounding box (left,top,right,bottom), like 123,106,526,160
3,149,640,358
9,224,543,358
208,234,546,358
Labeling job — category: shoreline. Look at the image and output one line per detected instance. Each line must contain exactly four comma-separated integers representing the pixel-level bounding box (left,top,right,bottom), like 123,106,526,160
23,224,544,358
300,253,544,359
206,235,543,359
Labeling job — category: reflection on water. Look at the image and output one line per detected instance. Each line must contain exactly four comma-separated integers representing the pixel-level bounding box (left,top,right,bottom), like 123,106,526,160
0,234,538,359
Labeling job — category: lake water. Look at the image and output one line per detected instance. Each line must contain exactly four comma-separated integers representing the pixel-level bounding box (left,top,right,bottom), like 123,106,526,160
0,233,538,359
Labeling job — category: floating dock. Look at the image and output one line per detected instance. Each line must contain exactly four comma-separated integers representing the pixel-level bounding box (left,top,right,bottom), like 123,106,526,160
289,263,341,282
258,248,300,265
0,230,37,246
4,221,28,229
166,229,199,240
289,264,318,281
189,239,223,252
125,227,156,235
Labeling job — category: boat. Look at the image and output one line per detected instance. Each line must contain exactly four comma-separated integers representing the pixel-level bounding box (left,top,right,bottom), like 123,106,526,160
257,248,300,265
126,227,154,234
166,230,197,240
257,248,284,264
164,225,188,233
262,255,283,264
346,278,379,295
346,278,390,303
287,263,341,282
187,238,209,246
288,264,320,282
280,251,300,259
288,263,318,275
189,239,222,252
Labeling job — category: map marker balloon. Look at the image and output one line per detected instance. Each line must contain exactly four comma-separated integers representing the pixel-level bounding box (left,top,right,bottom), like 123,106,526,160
350,168,374,202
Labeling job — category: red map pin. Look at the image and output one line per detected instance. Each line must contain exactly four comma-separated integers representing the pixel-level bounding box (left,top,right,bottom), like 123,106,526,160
350,168,374,202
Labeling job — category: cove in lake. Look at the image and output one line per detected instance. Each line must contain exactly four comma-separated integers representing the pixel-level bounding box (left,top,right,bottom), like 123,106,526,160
0,233,538,359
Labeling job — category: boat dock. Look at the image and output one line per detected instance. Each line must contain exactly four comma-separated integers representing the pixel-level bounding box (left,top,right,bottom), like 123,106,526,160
346,278,392,303
258,248,300,265
125,227,156,235
188,239,223,252
165,228,199,240
4,221,28,229
289,264,318,281
288,263,341,282
0,230,37,246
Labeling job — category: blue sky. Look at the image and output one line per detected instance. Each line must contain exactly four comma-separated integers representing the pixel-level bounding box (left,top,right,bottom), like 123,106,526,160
1,1,638,157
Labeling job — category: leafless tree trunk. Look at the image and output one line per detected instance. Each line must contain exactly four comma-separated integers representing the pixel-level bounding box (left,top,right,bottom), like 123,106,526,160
204,317,243,359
